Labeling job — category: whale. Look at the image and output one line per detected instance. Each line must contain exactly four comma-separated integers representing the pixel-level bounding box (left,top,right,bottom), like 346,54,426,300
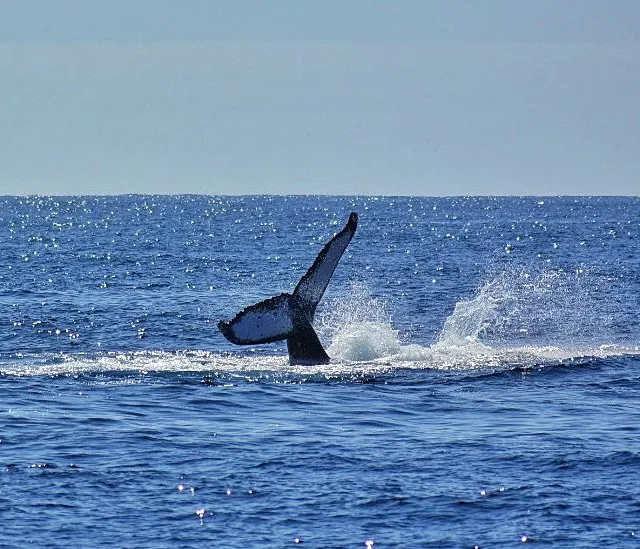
218,212,358,365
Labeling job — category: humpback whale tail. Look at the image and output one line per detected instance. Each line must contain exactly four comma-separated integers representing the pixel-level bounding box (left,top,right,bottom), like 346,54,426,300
218,212,358,365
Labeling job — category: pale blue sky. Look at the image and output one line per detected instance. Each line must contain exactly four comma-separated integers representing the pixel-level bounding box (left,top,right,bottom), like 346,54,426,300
1,1,638,196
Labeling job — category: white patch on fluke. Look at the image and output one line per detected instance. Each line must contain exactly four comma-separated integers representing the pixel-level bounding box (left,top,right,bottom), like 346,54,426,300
221,293,294,344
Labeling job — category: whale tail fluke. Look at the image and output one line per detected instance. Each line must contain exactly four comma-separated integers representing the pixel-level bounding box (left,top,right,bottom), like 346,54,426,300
292,212,359,318
217,293,294,345
218,212,358,365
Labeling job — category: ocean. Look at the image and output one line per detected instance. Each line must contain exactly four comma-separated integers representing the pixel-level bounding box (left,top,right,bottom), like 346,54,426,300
1,195,639,548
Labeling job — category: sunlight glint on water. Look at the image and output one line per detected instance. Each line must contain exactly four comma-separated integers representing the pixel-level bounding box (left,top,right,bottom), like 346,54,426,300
1,195,640,548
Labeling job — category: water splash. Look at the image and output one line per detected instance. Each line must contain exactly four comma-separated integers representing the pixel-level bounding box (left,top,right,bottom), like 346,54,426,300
436,280,501,347
437,267,620,348
414,266,640,370
318,282,401,361
326,321,401,362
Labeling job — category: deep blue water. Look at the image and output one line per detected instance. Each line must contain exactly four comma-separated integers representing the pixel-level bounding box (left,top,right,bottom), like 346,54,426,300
1,195,639,548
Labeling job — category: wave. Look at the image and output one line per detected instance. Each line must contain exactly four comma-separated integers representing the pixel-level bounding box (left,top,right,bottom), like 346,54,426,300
2,270,638,378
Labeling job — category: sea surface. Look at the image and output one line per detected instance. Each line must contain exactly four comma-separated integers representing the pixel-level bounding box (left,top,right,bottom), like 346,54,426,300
1,195,639,548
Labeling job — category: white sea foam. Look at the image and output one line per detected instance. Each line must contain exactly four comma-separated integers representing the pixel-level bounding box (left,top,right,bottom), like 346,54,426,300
2,341,638,378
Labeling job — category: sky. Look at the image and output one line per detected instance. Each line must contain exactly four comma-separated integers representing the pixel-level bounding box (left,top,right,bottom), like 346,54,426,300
0,0,638,196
